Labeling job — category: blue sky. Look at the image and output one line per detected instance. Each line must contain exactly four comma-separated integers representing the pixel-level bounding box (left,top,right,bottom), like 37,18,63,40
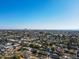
0,0,79,29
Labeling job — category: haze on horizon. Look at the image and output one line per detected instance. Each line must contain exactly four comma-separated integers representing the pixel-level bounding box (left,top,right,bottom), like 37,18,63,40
0,0,79,30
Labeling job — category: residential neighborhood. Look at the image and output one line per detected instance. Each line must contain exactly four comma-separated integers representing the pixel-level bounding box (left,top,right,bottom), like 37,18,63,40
0,30,79,59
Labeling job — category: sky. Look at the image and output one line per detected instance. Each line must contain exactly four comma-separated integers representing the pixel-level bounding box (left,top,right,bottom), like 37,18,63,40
0,0,79,29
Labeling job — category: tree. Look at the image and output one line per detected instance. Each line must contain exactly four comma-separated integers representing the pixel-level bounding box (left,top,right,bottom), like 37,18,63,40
12,54,20,59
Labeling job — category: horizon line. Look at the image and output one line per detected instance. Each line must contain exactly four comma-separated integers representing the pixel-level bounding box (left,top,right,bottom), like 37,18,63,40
0,28,78,31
